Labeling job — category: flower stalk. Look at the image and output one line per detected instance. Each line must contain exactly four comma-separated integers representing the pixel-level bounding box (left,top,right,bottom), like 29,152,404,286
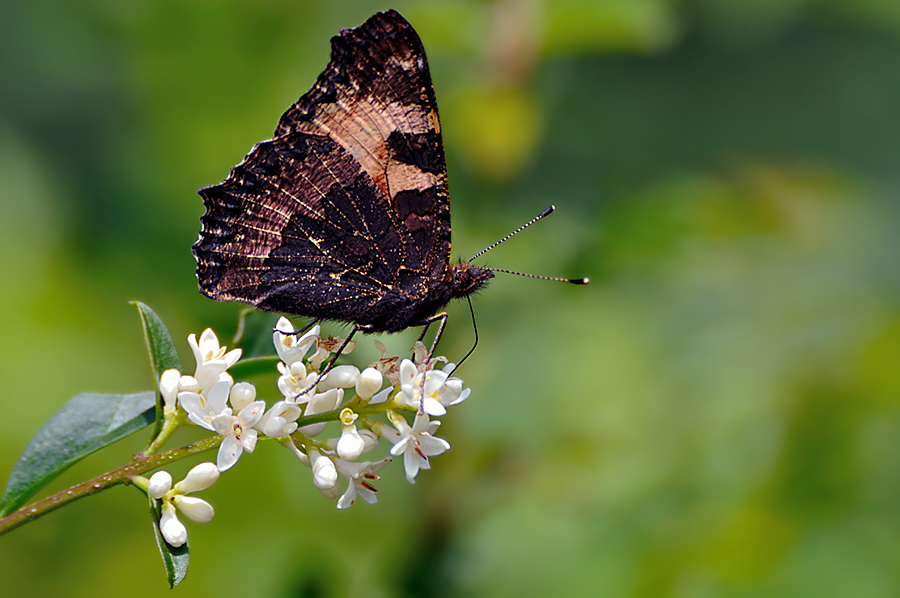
0,435,221,536
0,308,470,580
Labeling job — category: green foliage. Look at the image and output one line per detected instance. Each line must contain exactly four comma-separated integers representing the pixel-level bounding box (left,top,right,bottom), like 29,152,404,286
133,300,183,385
0,392,155,516
132,300,182,440
148,494,190,588
2,0,900,596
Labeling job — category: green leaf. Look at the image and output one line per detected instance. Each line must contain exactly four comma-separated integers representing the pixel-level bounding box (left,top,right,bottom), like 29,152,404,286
149,495,189,587
0,391,155,516
132,301,182,439
132,300,183,381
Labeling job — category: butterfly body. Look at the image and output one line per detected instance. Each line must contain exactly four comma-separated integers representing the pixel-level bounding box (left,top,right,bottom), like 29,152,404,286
193,10,493,335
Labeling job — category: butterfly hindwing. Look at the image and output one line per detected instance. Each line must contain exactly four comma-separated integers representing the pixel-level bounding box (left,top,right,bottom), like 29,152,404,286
193,10,454,331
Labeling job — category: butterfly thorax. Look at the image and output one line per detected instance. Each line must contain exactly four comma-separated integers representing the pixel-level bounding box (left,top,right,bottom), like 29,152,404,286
355,264,489,333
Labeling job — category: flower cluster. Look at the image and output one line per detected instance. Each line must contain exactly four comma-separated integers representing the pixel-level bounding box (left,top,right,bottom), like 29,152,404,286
140,463,219,547
148,317,470,546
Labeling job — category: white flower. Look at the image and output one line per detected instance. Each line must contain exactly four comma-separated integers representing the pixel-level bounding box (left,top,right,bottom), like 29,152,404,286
309,448,341,499
178,379,232,431
436,375,470,410
199,371,234,397
273,317,320,366
277,361,318,404
384,412,450,483
188,328,242,389
394,359,469,417
334,457,391,509
212,400,266,471
256,400,302,438
146,462,219,547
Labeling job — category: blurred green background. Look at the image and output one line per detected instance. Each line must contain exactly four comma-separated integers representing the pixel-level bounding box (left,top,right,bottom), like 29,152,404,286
2,0,900,595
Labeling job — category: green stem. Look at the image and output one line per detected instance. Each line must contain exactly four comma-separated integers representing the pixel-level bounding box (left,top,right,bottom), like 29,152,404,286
0,436,221,537
145,410,188,455
0,401,401,536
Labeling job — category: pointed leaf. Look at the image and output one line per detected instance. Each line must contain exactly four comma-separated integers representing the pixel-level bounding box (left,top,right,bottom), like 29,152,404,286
132,301,183,380
0,391,155,516
149,495,189,587
132,301,182,438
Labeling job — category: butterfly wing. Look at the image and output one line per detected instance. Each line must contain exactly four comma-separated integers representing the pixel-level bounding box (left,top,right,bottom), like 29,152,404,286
193,10,452,330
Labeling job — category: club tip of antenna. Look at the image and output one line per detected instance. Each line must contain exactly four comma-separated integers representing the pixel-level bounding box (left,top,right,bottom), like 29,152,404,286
540,205,556,218
571,277,590,285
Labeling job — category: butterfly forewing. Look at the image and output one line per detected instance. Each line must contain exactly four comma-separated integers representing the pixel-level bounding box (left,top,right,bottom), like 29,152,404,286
194,10,457,332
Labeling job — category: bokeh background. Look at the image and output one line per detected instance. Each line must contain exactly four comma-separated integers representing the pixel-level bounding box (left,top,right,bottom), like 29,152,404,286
2,0,900,596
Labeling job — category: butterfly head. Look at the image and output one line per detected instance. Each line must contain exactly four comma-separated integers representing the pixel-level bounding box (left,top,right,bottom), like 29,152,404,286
449,261,494,299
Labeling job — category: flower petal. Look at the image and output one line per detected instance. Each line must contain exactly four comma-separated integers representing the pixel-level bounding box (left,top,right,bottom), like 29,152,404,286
399,359,417,387
217,435,243,471
240,428,258,452
238,401,267,428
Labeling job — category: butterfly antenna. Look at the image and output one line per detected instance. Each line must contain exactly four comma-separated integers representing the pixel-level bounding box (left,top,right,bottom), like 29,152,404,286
484,268,589,285
469,205,556,262
470,205,590,285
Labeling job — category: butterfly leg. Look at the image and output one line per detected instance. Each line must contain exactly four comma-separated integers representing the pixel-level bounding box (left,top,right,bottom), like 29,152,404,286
321,324,372,375
290,323,372,403
416,312,448,363
407,313,449,415
273,318,320,337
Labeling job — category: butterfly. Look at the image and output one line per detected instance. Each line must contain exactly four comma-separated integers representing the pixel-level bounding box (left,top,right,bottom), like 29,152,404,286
193,10,493,350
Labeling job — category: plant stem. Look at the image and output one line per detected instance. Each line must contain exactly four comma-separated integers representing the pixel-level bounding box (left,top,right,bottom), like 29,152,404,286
0,404,395,536
0,436,221,536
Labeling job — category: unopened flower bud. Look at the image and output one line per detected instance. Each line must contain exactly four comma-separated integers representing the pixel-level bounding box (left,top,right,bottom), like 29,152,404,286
355,367,383,400
173,495,215,523
175,462,219,494
337,425,366,460
178,375,200,394
229,382,257,412
159,504,187,547
310,450,340,498
147,471,173,499
318,365,360,391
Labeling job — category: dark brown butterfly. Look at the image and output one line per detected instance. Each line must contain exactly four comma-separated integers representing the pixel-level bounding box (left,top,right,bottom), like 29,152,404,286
193,10,586,354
